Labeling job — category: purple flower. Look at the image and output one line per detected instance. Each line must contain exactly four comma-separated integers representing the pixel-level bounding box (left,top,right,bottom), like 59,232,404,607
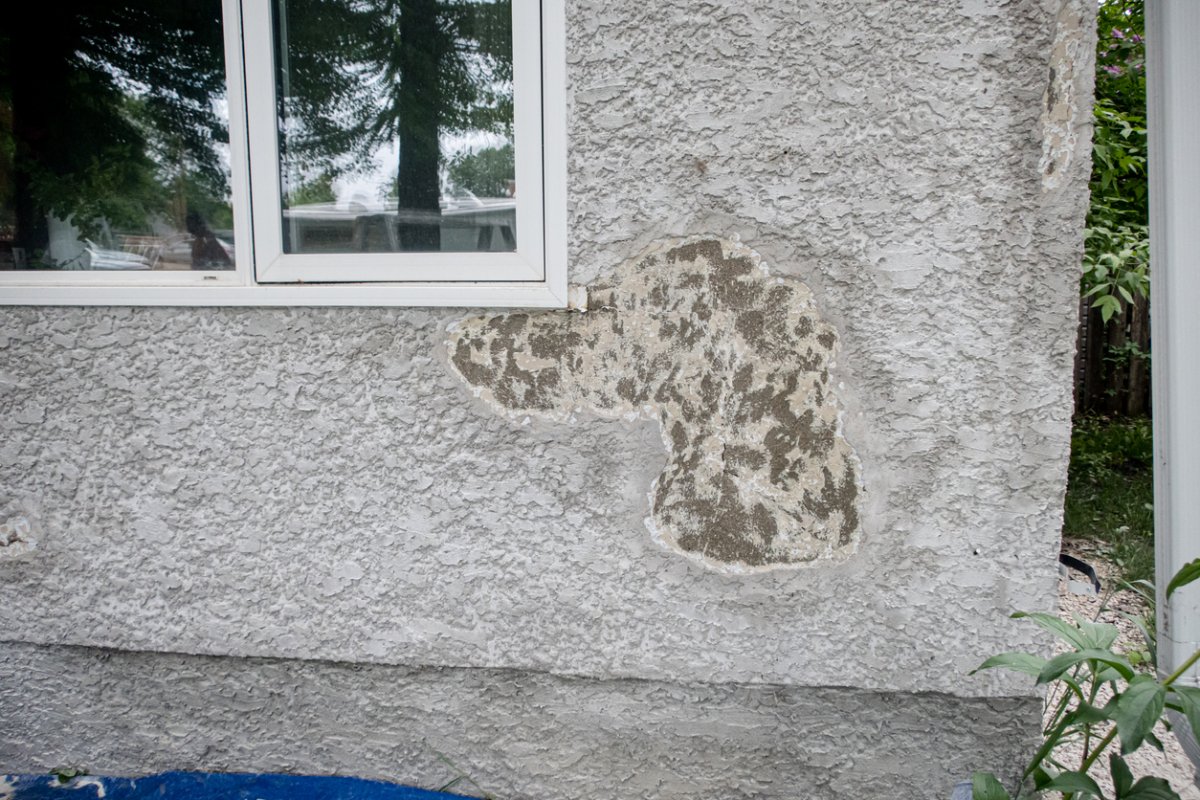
1112,27,1126,40
1103,65,1123,76
1131,34,1143,44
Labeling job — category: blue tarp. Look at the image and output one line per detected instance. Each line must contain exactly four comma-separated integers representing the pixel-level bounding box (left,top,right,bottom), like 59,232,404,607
1,772,471,800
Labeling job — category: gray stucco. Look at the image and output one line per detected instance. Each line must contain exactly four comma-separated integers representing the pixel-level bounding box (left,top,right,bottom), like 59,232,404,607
0,0,1095,795
0,296,1055,693
0,642,1040,800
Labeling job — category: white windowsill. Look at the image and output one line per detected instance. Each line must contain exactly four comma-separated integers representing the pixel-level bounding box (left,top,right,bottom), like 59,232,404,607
0,281,568,308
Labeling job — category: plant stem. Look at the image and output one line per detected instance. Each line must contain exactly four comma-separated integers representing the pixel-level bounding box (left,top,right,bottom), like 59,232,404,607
1163,648,1200,687
1069,648,1200,793
1078,728,1118,776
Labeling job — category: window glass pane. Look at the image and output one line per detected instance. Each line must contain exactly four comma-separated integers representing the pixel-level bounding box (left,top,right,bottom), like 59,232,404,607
275,0,515,255
0,1,235,272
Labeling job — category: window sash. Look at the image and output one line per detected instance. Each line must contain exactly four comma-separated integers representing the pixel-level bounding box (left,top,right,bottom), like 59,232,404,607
242,0,546,284
0,0,254,288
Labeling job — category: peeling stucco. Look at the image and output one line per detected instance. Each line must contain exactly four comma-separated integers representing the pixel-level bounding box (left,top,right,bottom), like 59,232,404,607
448,238,859,570
0,496,38,561
1040,0,1095,191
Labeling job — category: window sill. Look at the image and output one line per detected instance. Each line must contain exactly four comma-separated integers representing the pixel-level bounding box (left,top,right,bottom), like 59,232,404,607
0,280,568,308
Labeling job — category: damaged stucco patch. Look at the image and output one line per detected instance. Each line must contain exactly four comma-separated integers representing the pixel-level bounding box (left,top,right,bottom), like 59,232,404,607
1040,0,1094,191
447,238,860,571
0,494,39,562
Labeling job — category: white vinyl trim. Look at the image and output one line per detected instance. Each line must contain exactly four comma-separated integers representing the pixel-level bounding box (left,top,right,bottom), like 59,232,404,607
540,0,569,304
223,0,256,286
1149,0,1200,685
0,282,568,308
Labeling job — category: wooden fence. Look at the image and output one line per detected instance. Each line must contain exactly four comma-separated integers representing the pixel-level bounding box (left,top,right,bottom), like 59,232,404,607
1074,293,1151,416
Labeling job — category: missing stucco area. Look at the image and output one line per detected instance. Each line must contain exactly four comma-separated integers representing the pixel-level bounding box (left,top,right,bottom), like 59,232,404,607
447,238,860,571
0,496,38,562
1040,0,1092,191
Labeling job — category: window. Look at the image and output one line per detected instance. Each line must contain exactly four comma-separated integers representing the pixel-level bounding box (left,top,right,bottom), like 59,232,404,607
0,0,566,306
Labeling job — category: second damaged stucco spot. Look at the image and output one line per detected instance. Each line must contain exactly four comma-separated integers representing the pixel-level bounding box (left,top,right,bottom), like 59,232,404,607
447,238,860,571
1040,0,1090,190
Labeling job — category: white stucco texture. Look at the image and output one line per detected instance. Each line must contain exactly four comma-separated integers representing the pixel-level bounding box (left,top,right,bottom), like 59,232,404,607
0,0,1093,702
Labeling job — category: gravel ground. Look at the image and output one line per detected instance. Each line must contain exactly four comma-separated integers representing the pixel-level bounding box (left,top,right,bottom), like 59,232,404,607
1046,538,1200,799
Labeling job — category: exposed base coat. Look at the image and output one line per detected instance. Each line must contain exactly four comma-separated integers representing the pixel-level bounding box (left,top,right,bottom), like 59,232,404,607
448,238,861,570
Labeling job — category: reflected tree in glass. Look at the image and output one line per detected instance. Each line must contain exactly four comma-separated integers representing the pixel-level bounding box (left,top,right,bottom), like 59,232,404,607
0,0,233,269
276,0,514,253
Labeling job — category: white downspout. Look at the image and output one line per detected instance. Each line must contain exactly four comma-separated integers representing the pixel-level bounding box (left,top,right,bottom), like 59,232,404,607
1148,1,1200,687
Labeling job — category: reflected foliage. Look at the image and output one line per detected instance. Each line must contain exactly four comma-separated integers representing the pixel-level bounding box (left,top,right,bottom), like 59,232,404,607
0,0,229,250
1,0,513,260
276,0,513,247
447,143,514,198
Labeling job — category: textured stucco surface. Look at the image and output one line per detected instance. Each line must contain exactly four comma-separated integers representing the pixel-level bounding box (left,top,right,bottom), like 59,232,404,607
0,642,1040,800
0,0,1093,694
0,0,1094,791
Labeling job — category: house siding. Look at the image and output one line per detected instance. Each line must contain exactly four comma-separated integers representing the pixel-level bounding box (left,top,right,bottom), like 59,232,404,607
0,0,1095,796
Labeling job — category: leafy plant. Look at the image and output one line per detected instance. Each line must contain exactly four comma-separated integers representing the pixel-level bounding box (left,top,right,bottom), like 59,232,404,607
1082,220,1148,325
1083,1,1148,328
970,559,1200,799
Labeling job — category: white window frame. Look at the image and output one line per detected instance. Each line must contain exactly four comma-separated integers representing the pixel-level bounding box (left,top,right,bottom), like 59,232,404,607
0,0,567,308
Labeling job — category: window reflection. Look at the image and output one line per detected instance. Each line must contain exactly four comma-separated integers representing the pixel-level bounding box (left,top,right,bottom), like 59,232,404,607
0,0,234,271
274,0,516,255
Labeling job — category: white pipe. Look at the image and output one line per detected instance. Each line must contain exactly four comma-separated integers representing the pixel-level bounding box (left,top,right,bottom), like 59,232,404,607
1149,0,1200,686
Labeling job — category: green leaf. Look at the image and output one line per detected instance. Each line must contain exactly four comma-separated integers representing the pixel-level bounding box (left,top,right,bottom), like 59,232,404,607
1124,776,1182,800
970,652,1047,678
1111,753,1134,797
1012,612,1090,650
1064,702,1111,726
1038,649,1136,684
1110,674,1167,753
1166,558,1200,599
1119,612,1157,665
1169,686,1200,744
971,772,1011,800
1097,665,1130,685
50,767,88,784
1076,617,1122,651
1041,770,1105,797
1025,716,1074,778
1094,294,1123,324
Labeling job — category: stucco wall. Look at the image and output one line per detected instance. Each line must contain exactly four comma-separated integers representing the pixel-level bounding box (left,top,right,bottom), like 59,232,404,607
0,0,1094,796
1,642,1039,800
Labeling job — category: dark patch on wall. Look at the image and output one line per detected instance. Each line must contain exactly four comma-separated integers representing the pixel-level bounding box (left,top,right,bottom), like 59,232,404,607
447,238,860,570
